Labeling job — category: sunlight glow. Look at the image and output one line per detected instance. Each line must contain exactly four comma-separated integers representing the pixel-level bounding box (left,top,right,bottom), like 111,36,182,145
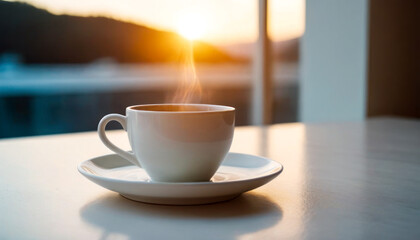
176,12,207,40
16,0,305,45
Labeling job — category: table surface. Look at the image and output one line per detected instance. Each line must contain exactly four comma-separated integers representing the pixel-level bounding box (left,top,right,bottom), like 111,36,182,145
1,118,420,240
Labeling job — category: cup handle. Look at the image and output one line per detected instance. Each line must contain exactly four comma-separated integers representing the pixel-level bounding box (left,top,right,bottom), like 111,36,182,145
97,114,139,167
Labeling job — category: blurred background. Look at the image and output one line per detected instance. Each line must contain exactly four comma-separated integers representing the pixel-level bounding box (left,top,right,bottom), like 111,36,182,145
0,0,302,138
0,0,418,138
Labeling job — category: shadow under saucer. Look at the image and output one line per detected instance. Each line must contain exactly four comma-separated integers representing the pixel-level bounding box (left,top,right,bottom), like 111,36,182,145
80,192,283,240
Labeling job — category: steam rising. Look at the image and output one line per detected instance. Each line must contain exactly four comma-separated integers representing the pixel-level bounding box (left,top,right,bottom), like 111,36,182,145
171,41,202,103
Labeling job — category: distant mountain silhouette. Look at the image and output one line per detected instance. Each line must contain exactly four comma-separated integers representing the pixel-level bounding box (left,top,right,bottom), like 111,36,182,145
0,1,233,63
274,38,299,62
220,38,299,62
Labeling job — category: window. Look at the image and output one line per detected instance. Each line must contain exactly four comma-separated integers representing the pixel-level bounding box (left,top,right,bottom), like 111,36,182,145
0,0,304,138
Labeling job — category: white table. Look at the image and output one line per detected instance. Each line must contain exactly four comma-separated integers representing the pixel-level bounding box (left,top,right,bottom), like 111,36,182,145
1,118,419,239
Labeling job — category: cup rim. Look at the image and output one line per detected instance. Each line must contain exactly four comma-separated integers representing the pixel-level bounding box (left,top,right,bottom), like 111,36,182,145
126,103,235,114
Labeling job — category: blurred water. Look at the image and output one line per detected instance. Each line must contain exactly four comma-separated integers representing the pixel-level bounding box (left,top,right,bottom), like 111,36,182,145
0,62,298,138
0,62,297,95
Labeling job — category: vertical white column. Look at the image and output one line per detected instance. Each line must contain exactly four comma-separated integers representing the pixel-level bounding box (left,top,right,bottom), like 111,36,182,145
252,0,273,125
299,0,369,122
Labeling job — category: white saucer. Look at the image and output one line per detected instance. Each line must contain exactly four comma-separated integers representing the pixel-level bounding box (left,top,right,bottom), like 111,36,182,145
78,152,283,205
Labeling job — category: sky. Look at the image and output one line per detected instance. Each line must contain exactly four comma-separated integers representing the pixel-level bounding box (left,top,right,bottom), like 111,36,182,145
12,0,305,45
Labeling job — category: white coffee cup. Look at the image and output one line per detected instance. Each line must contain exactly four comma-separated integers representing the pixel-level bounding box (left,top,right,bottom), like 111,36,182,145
98,104,235,182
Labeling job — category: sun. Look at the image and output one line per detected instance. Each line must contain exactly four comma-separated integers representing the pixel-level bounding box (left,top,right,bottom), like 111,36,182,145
176,12,206,41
